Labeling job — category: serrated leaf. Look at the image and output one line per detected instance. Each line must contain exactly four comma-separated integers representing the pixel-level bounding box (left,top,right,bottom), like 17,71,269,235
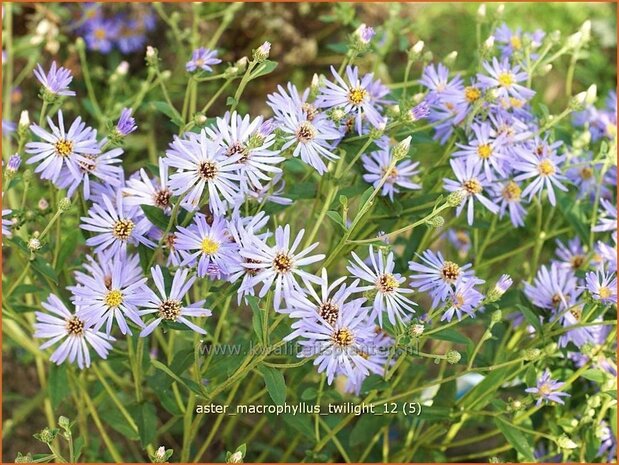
259,365,286,405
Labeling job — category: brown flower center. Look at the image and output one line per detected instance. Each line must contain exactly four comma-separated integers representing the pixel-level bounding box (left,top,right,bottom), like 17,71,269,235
502,181,521,201
333,328,353,346
463,179,482,195
198,161,218,180
319,301,339,326
273,253,293,274
158,299,182,321
66,316,85,336
376,273,399,293
296,121,317,143
154,189,172,208
441,261,461,282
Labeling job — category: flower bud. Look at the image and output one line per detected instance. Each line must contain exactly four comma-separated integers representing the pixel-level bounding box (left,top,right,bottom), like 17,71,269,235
409,100,430,122
353,23,375,46
194,113,207,126
409,323,424,337
446,350,461,364
491,309,503,323
228,451,243,463
116,61,129,76
539,63,553,76
446,190,465,207
495,4,505,18
15,452,34,463
484,36,495,50
443,51,458,67
426,215,444,228
556,434,578,450
235,57,249,73
523,347,541,361
19,110,30,129
392,136,412,160
58,416,70,430
477,4,487,19
570,91,588,111
28,236,42,252
146,46,158,66
58,198,71,212
35,427,56,444
6,153,21,176
584,84,597,105
38,198,49,211
253,41,271,62
408,40,425,61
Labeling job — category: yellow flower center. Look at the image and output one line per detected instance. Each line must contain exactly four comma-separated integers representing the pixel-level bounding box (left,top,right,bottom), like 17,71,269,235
510,36,522,49
538,382,552,396
498,72,514,87
104,289,124,308
580,167,593,180
538,159,556,176
599,287,612,299
94,28,106,40
200,238,219,255
502,181,521,201
464,86,481,103
463,179,482,195
509,97,525,108
376,273,399,293
333,328,354,346
112,219,135,240
477,144,492,159
54,139,74,157
348,87,368,105
453,292,465,308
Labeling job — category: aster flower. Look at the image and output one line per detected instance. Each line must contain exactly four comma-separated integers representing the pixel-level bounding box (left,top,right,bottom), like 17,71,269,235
55,141,124,200
525,370,571,407
71,252,150,335
347,246,417,326
409,249,481,308
354,23,375,45
25,111,100,183
239,224,325,309
556,306,599,348
139,266,211,336
523,263,581,312
442,279,484,322
204,112,284,193
164,129,242,214
245,172,292,206
565,153,605,200
316,65,387,134
361,137,421,200
34,294,114,369
585,269,617,304
174,214,238,278
288,299,381,385
592,199,617,233
513,150,568,206
554,237,587,271
493,23,525,57
6,153,22,175
267,82,316,118
477,57,535,102
277,106,341,175
84,18,120,54
115,108,137,136
452,123,508,180
595,238,617,273
344,329,393,395
443,159,499,225
492,180,527,227
124,159,173,213
2,208,12,238
445,229,472,258
33,61,75,97
80,192,155,257
419,63,464,98
186,47,221,73
284,269,360,324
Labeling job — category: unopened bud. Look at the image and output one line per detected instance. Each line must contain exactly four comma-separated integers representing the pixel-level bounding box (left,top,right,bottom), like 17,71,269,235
28,236,41,252
446,350,461,364
116,61,129,76
146,46,158,66
584,84,597,105
19,110,30,129
477,4,486,19
409,323,424,337
539,63,553,76
228,451,243,463
38,198,49,210
484,36,495,50
446,190,465,207
408,40,424,61
523,348,541,361
15,452,34,463
392,136,412,160
58,198,71,212
253,41,271,62
353,23,375,46
443,51,458,67
556,435,578,450
426,215,444,228
495,4,505,18
235,57,248,73
491,310,502,323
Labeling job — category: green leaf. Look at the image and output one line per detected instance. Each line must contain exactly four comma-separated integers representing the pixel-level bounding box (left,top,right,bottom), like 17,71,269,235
326,211,347,231
54,231,81,274
281,413,314,439
135,403,157,447
151,360,204,397
494,416,535,462
48,364,69,409
31,257,58,285
301,387,317,401
516,304,543,335
350,412,389,447
250,60,278,78
73,436,85,462
150,101,183,127
246,295,264,343
259,365,286,405
556,191,588,241
580,368,607,384
141,205,170,231
431,328,474,347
